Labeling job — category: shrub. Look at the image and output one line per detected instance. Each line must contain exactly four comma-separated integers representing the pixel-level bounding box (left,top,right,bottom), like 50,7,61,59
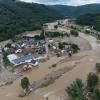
21,77,30,90
46,32,61,38
71,43,80,53
34,35,41,40
87,73,99,92
85,30,91,34
70,25,77,30
2,49,10,65
52,64,57,68
34,31,45,40
54,25,58,29
96,63,100,72
70,30,79,37
94,89,100,100
40,31,45,40
59,42,64,49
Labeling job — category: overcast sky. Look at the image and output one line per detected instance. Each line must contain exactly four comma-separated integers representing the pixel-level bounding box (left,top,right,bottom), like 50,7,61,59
20,0,100,6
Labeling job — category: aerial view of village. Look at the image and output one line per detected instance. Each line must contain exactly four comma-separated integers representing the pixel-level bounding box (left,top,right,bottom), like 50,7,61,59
0,0,100,100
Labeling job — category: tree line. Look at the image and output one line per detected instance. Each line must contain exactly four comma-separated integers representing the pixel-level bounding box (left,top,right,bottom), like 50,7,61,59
0,0,64,41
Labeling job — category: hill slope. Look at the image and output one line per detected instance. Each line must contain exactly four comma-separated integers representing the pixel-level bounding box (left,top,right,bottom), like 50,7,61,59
76,13,100,31
50,4,100,17
0,0,64,41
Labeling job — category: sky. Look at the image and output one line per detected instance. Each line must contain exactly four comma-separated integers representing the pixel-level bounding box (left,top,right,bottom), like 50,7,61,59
20,0,100,6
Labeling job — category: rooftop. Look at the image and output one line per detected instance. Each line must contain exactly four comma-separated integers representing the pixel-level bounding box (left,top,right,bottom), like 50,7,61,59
8,53,40,66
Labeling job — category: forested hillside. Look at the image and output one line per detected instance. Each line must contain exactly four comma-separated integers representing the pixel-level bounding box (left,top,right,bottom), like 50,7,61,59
0,0,100,41
76,13,100,31
50,4,100,17
0,0,64,41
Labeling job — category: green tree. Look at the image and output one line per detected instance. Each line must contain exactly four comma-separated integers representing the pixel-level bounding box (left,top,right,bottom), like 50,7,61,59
0,0,64,41
66,79,84,100
40,31,45,40
2,49,10,65
87,73,99,92
58,42,64,49
5,43,12,48
21,77,30,90
71,43,80,53
96,63,100,72
54,25,58,29
58,21,61,25
94,89,100,100
70,30,79,37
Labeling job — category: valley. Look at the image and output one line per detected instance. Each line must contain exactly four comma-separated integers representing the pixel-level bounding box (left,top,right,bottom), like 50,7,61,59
0,20,100,100
0,0,100,100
